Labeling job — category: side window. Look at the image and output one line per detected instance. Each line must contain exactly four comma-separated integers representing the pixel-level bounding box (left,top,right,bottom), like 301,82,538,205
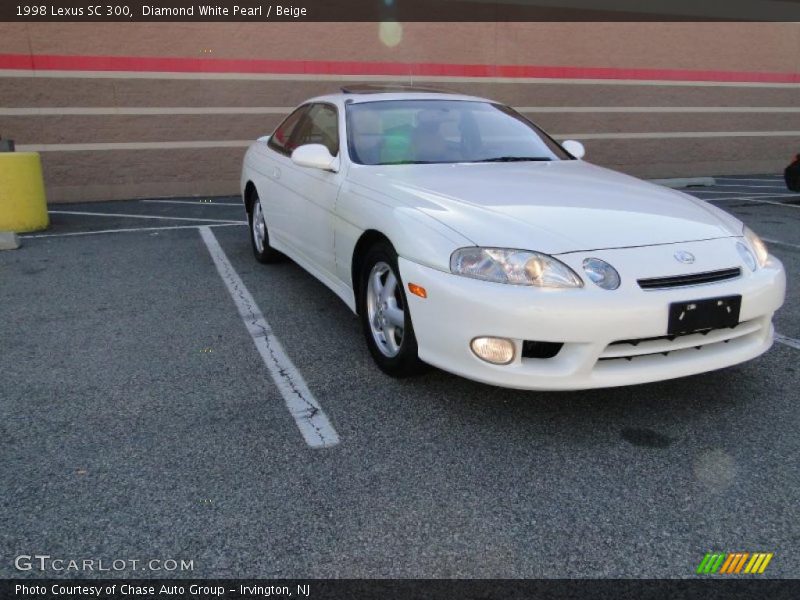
268,106,308,156
291,103,339,157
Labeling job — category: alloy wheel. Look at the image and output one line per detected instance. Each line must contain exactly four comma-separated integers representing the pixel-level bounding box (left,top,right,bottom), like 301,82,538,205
366,261,406,357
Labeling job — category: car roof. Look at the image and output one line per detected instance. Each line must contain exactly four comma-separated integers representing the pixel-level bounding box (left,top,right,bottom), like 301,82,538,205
305,88,493,106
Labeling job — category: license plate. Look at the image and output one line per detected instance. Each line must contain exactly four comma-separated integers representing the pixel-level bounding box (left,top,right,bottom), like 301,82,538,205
667,295,741,336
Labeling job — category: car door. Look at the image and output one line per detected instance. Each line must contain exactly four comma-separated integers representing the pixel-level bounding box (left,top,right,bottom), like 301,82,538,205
263,102,343,280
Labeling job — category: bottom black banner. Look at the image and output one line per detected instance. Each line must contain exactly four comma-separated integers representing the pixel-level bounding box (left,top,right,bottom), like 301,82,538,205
2,579,799,600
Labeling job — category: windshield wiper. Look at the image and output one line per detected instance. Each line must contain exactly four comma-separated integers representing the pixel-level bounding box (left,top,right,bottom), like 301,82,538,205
473,156,553,163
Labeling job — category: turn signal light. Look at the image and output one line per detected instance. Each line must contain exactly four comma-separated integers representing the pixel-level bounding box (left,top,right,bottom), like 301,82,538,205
408,283,427,298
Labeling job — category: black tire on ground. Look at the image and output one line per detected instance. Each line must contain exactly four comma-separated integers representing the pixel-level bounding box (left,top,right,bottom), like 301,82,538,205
785,156,800,192
358,241,426,377
247,192,283,264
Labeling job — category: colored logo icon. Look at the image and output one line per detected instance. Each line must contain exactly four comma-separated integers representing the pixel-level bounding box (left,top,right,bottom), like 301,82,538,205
696,552,773,574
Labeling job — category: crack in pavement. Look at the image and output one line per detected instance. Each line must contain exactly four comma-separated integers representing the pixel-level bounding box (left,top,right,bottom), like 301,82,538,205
199,226,339,449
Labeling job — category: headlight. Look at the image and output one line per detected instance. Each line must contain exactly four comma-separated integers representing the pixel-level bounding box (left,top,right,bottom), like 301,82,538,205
582,257,621,290
743,226,769,268
450,247,583,288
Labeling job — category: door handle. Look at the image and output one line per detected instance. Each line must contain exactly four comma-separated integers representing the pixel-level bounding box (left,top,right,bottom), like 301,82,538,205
272,167,281,180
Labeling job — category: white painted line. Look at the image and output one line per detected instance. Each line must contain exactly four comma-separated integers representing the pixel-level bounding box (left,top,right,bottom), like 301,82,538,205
3,69,800,87
140,199,241,207
685,190,798,196
704,196,800,204
518,106,800,113
21,223,243,239
737,198,800,209
5,106,800,117
18,140,251,152
700,200,745,204
552,131,800,140
709,183,789,189
776,334,800,351
17,131,800,152
0,106,292,116
763,237,800,250
714,178,783,183
49,210,244,224
198,226,339,449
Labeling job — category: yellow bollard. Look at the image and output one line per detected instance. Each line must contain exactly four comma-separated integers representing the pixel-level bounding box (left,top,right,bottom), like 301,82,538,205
0,152,49,233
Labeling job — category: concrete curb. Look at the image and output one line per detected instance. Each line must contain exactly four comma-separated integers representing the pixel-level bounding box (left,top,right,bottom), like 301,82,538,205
649,177,716,189
0,231,21,250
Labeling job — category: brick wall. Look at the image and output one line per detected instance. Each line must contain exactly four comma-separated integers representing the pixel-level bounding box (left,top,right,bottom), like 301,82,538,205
1,22,799,202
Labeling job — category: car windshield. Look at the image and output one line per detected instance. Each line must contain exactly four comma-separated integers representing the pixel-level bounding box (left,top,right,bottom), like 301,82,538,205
345,99,570,165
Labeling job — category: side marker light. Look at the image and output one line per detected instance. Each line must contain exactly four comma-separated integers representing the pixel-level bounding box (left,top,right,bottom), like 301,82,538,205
408,283,427,298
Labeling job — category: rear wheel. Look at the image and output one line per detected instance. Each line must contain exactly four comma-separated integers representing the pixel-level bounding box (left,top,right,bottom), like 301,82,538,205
359,242,425,377
248,193,282,263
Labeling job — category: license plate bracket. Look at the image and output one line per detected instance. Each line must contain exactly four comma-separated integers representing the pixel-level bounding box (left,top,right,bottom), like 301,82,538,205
667,295,741,336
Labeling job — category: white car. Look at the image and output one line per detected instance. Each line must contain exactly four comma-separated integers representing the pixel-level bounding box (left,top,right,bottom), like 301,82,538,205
240,86,786,390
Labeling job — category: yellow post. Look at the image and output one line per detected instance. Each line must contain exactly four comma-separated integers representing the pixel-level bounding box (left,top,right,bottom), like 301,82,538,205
0,152,49,233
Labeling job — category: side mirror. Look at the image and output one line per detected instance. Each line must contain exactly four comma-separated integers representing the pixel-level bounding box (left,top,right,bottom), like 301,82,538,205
257,135,270,143
562,140,585,159
291,144,338,171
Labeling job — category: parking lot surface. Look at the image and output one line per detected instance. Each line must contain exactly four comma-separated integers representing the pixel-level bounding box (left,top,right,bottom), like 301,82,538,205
1,175,799,578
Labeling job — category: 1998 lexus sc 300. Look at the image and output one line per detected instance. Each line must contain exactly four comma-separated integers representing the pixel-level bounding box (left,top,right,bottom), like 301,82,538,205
240,87,786,390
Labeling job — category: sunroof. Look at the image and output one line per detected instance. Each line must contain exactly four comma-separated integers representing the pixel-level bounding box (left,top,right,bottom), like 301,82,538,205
340,84,455,94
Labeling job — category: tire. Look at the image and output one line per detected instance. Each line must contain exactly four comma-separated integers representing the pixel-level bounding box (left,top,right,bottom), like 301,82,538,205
358,241,425,377
785,158,800,192
248,192,282,264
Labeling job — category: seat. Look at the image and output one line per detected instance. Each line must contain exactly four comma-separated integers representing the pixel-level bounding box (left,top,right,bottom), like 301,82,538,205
350,109,384,164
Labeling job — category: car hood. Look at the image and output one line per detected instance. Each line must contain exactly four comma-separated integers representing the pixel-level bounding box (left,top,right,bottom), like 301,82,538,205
351,160,742,255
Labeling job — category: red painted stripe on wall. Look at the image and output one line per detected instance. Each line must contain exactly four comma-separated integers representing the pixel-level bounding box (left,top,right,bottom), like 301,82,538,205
1,53,799,83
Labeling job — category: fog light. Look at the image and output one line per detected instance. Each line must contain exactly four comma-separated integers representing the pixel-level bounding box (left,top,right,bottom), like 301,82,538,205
470,337,515,365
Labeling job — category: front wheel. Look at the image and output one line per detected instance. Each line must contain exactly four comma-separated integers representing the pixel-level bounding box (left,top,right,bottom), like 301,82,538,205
359,242,425,377
248,194,282,264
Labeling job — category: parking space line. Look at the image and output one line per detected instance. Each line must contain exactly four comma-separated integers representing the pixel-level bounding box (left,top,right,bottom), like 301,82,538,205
198,226,340,449
735,198,800,209
685,190,796,196
714,178,783,183
710,184,789,189
776,334,800,351
21,223,243,239
764,237,800,250
698,199,798,208
49,210,245,224
141,200,242,207
701,199,779,204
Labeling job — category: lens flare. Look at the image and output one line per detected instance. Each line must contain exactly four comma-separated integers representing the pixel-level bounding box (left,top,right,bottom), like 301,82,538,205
379,21,403,48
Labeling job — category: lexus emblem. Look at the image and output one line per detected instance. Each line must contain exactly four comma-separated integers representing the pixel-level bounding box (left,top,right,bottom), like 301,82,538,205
674,250,695,264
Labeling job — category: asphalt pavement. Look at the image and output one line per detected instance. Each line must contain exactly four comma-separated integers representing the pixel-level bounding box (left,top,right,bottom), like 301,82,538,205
1,176,798,578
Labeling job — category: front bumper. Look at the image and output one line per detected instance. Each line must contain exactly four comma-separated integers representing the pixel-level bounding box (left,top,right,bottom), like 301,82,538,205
399,239,786,391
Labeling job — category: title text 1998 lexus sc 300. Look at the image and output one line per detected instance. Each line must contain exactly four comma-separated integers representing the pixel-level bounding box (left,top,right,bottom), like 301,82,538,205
240,87,786,390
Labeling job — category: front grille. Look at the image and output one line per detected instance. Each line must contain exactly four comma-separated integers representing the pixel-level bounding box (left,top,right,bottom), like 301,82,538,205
637,267,741,290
